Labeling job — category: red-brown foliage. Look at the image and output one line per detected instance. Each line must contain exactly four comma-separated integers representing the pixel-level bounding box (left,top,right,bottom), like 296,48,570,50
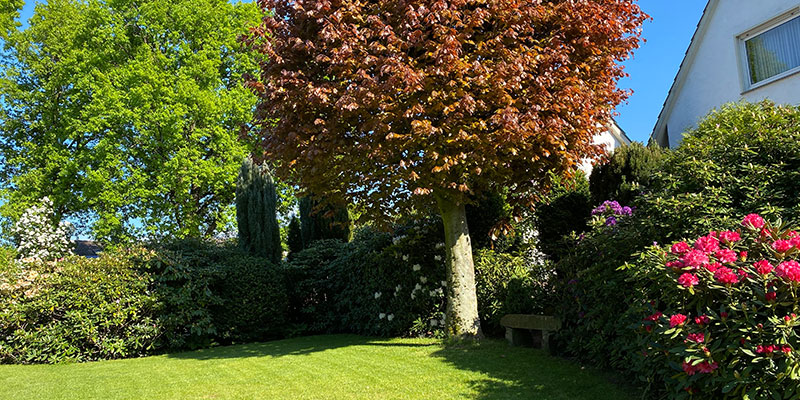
244,0,647,221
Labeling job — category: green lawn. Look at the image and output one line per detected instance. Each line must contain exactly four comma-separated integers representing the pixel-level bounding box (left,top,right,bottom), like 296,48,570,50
0,335,635,399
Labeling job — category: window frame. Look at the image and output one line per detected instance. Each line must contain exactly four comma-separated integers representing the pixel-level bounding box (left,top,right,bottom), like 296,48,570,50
737,7,800,92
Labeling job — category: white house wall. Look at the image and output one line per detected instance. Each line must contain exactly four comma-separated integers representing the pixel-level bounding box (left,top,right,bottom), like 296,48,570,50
579,130,625,177
664,0,800,147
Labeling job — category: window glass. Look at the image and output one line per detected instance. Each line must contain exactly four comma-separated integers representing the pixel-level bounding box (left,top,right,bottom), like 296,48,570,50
745,16,800,85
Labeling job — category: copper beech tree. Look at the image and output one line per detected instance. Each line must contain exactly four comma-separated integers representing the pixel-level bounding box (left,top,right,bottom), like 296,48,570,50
245,0,646,339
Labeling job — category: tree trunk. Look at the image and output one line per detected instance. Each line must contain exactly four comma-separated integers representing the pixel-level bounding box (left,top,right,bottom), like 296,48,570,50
436,193,484,340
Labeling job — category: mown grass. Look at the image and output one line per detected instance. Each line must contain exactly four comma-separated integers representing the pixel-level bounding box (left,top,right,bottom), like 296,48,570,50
0,335,636,399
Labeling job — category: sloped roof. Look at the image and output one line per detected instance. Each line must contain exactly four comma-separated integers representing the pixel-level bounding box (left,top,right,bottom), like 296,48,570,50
649,0,718,146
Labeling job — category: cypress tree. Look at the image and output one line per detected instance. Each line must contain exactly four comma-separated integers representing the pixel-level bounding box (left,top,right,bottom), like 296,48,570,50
287,216,303,259
589,142,666,206
236,157,282,262
298,196,351,248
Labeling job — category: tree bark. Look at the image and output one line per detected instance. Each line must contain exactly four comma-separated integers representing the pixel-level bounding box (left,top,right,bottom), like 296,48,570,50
436,193,484,340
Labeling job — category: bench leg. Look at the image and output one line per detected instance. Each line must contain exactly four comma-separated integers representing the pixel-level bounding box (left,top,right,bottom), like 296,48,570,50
542,330,551,354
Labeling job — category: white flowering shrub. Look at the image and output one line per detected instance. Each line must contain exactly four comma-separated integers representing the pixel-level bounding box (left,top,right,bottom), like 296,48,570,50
9,198,74,262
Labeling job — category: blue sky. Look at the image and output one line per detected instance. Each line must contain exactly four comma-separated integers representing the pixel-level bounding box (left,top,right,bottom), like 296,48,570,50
14,0,707,144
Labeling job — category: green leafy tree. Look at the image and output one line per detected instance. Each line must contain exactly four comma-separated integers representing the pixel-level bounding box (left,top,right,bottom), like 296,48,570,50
0,0,22,41
246,0,646,339
236,157,281,262
0,0,260,241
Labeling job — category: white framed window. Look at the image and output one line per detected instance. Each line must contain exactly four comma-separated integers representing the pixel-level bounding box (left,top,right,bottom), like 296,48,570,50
739,8,800,90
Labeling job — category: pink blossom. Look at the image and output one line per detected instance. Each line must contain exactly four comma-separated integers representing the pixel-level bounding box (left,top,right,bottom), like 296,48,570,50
776,260,800,283
739,251,748,261
704,262,722,273
694,315,711,326
754,260,774,275
644,312,663,322
714,267,739,285
714,249,737,264
671,241,691,255
718,231,741,244
686,333,705,343
670,314,688,328
681,250,709,269
742,214,766,229
678,273,699,288
666,260,685,270
766,292,777,302
772,240,794,253
696,361,719,374
694,235,720,253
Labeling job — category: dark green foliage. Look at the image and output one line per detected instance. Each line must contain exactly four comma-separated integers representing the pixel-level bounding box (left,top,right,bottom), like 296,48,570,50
554,101,800,394
236,158,282,263
298,197,352,248
286,216,303,259
148,239,288,348
589,142,666,205
534,173,593,261
473,249,555,337
284,218,545,339
465,191,521,252
1,241,288,364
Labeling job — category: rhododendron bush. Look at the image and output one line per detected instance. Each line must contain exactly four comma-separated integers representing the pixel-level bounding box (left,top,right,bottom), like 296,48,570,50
634,214,800,399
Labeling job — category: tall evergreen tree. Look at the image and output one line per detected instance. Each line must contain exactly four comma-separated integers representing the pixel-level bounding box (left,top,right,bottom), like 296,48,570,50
286,216,303,259
236,157,281,263
298,196,351,248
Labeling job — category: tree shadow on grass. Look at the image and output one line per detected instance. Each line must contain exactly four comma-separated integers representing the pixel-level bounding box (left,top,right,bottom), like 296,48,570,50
427,341,639,400
166,334,370,361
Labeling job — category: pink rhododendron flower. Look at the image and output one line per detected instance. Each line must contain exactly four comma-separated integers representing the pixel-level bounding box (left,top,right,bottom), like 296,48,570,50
682,250,709,269
782,346,793,354
776,260,800,283
670,314,688,328
737,269,750,279
644,312,663,322
694,235,720,253
720,312,729,319
678,273,700,288
714,249,737,264
704,262,722,273
686,333,705,343
714,267,739,285
665,260,685,270
742,214,766,229
696,361,719,374
772,240,794,253
754,260,774,275
694,315,710,326
766,292,777,302
670,241,691,255
718,231,741,244
739,251,748,261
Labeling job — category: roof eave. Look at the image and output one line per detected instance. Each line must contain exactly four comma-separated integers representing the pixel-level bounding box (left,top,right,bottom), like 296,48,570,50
650,0,720,146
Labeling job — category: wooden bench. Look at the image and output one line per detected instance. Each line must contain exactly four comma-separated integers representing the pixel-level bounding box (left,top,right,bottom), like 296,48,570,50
500,314,561,353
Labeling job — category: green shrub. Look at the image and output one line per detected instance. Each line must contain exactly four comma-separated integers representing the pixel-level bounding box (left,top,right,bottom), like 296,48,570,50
474,249,555,336
299,196,352,248
632,216,800,399
589,142,666,206
555,101,800,390
0,250,160,363
148,239,287,348
534,172,592,260
0,240,288,364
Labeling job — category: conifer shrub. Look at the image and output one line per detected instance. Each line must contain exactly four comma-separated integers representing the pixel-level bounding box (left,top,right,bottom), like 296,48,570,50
236,157,282,263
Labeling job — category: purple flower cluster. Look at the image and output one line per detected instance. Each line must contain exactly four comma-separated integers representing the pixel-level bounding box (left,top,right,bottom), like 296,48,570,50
591,200,634,227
